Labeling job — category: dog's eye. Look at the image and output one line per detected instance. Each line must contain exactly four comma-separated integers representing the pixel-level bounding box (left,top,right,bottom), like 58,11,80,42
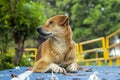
49,21,54,25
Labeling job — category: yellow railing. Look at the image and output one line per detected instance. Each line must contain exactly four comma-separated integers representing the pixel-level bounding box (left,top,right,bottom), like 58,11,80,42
24,48,37,61
76,29,120,66
106,29,120,66
78,37,107,66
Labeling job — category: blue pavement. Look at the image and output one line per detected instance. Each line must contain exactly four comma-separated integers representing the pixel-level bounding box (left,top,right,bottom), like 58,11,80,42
0,66,120,80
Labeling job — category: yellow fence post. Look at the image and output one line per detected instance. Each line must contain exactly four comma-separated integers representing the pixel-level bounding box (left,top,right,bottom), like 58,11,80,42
102,37,109,60
98,60,102,66
105,37,109,60
76,44,80,62
109,59,112,66
34,48,37,61
79,43,84,62
86,61,89,66
116,58,120,65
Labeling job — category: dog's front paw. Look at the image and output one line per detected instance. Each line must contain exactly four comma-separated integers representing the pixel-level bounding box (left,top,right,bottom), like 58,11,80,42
53,67,66,73
66,63,78,73
49,63,66,73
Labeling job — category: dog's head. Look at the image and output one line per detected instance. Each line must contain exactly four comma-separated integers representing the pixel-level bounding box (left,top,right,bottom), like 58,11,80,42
37,15,72,39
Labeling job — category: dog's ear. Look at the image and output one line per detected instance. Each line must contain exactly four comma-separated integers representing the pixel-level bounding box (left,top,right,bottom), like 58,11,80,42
58,16,69,26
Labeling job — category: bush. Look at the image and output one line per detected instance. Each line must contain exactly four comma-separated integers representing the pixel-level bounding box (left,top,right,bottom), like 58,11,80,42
0,52,15,70
19,53,35,66
0,51,35,70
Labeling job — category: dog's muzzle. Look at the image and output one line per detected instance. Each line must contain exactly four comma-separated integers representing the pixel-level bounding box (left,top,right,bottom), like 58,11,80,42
36,27,52,38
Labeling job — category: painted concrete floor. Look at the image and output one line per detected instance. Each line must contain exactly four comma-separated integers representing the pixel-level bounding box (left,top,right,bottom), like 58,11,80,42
0,66,120,80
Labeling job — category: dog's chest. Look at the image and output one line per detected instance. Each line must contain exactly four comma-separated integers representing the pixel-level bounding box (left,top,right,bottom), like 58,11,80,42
53,42,68,54
50,40,70,63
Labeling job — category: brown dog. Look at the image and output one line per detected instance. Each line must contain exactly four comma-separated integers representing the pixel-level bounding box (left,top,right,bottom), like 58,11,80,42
32,15,79,73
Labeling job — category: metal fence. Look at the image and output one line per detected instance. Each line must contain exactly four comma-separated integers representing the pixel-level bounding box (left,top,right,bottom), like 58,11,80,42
106,29,120,66
77,37,107,66
76,29,120,66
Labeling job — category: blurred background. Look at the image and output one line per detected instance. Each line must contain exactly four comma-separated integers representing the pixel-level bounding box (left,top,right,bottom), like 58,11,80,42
0,0,120,70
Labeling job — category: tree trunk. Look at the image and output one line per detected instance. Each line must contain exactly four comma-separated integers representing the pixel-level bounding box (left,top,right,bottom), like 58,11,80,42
13,36,25,65
8,0,25,65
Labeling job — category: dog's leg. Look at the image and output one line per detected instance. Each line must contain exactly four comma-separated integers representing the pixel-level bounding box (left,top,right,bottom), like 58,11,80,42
65,43,78,72
33,59,66,73
32,59,51,72
48,63,66,73
66,63,78,72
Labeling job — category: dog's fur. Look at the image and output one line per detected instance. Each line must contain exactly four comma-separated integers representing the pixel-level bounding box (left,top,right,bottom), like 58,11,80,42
32,15,79,73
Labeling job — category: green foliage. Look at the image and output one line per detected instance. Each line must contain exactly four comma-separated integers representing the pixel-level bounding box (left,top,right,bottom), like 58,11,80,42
71,0,120,42
0,1,12,53
11,1,46,38
0,0,47,66
38,0,120,42
0,52,15,70
19,53,34,66
0,52,34,70
0,0,120,43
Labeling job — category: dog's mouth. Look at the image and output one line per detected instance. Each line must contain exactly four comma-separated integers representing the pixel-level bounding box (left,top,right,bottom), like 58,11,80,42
39,31,52,37
37,28,52,38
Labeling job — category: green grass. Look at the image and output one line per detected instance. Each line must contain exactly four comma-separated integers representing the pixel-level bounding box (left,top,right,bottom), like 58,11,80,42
78,61,116,66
